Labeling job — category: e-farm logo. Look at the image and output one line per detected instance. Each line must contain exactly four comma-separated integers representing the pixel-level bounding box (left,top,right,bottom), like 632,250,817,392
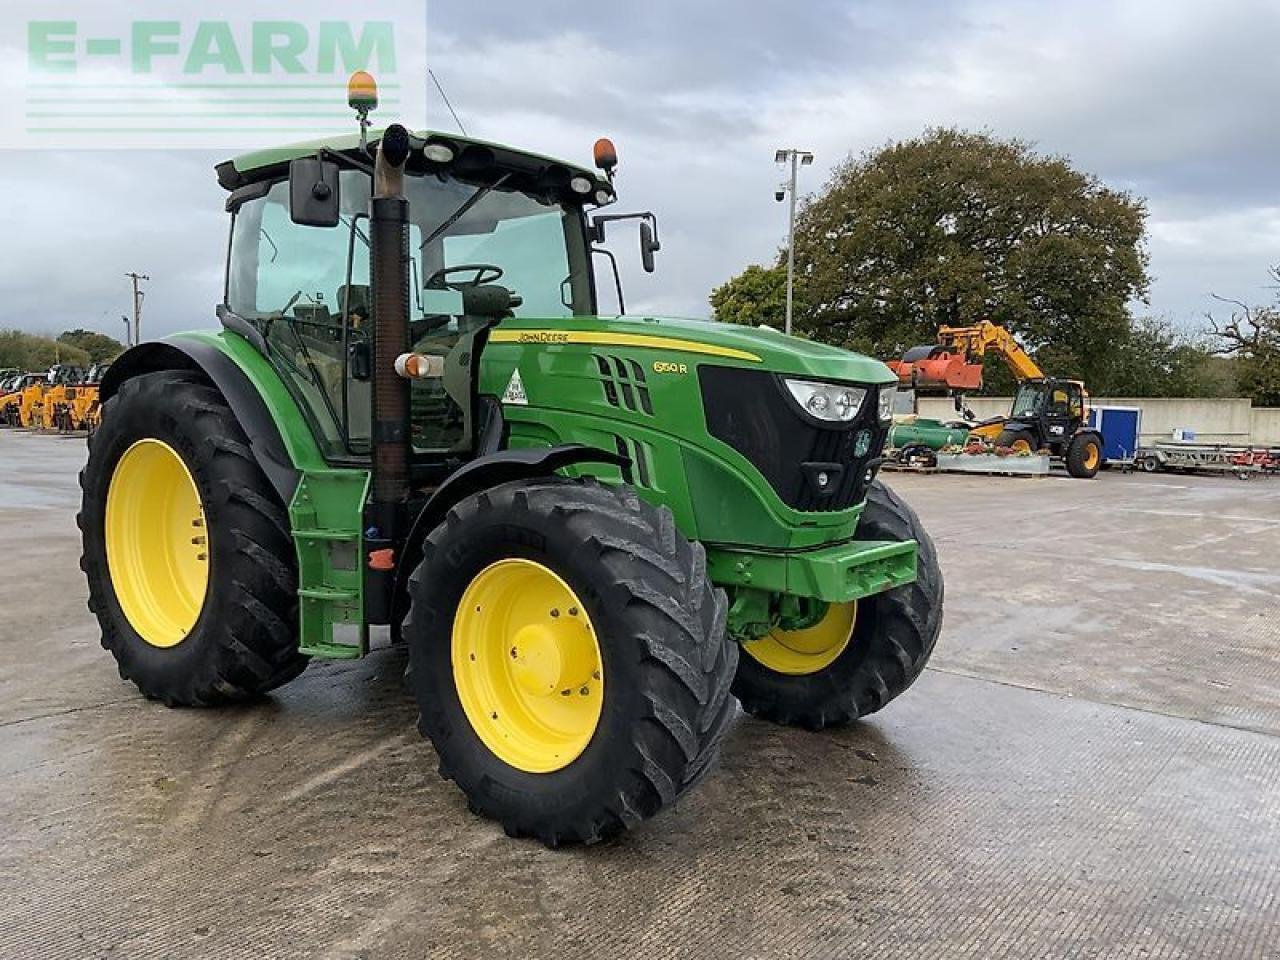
2,2,427,149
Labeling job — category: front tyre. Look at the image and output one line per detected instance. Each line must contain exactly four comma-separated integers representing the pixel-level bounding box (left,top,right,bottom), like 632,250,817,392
405,479,736,846
1066,433,1103,478
78,370,308,706
732,479,944,730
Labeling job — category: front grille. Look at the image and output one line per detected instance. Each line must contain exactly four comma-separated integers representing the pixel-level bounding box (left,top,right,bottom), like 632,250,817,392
593,354,653,415
699,367,887,512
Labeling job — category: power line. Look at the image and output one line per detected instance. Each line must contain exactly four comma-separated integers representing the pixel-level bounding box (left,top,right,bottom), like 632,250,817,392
428,69,467,136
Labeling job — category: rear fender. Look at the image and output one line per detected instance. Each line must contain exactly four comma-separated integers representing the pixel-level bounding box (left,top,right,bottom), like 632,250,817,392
100,339,301,504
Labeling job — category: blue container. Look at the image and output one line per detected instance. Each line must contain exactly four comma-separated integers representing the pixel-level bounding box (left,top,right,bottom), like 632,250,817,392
1087,406,1142,462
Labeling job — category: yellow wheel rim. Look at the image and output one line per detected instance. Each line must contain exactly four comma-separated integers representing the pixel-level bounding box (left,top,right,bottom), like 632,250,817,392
744,601,858,676
1083,443,1100,470
1010,438,1032,455
452,559,604,774
105,439,210,648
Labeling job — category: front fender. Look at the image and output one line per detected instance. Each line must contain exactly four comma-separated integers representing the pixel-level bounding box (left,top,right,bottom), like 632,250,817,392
390,444,629,629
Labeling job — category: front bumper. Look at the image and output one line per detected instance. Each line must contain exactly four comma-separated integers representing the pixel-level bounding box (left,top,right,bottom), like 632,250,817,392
705,537,917,604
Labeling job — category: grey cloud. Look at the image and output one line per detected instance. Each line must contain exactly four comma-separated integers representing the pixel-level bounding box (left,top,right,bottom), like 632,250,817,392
1,0,1276,342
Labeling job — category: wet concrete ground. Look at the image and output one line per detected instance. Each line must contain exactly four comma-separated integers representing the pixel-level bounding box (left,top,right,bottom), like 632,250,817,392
1,429,1277,959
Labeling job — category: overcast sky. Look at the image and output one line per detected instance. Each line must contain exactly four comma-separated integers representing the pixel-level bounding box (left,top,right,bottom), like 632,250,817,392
2,0,1278,343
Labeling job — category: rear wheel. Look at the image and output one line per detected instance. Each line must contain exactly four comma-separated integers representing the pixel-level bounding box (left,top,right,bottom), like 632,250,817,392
996,428,1036,454
732,480,943,730
1066,433,1103,478
406,479,736,846
79,370,308,705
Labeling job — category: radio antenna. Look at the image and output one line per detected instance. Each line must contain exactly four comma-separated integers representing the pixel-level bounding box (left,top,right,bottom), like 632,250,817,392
429,69,468,136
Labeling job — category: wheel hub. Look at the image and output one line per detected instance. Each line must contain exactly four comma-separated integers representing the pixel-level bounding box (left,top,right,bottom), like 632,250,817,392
743,600,858,676
104,438,209,648
452,559,604,773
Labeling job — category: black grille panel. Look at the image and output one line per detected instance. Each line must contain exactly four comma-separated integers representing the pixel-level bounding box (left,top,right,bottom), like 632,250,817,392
594,354,653,415
699,367,887,512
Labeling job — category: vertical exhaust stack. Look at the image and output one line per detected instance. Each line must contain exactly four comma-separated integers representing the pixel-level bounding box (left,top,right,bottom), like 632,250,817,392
368,123,413,569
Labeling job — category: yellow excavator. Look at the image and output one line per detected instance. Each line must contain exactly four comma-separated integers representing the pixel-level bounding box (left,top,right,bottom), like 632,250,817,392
888,320,1104,479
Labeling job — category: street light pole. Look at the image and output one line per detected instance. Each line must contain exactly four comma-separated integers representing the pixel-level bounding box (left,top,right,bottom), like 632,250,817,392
775,148,813,337
125,272,149,346
785,152,798,336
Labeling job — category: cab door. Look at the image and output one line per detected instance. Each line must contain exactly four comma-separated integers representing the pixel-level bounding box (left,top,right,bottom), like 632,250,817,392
1040,380,1083,450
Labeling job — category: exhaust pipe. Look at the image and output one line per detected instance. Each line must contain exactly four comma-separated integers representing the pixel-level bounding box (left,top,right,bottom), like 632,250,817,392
367,123,412,614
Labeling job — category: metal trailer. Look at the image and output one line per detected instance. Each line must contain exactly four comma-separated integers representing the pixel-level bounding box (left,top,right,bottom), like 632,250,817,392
1137,441,1280,478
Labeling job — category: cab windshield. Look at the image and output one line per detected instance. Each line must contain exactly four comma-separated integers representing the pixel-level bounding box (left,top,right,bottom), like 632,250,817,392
225,168,594,457
1010,383,1044,417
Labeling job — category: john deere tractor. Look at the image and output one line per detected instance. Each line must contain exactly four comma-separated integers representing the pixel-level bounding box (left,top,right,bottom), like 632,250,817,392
80,74,942,845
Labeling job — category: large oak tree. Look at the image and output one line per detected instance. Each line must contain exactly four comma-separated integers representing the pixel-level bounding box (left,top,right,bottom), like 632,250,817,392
713,128,1150,390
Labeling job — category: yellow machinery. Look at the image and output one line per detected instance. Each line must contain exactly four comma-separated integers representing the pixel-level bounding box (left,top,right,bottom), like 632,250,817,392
15,379,49,428
888,319,1104,478
57,363,111,432
40,383,74,430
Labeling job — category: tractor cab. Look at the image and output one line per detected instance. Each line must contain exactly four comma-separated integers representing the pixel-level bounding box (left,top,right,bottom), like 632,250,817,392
45,364,86,387
217,121,642,487
1006,377,1088,449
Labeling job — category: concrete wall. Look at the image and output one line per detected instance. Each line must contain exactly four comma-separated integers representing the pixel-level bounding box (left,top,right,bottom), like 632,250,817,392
916,396,1280,445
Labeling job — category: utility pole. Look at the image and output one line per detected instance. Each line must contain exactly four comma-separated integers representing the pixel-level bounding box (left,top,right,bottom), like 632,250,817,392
125,272,149,345
121,315,133,349
774,148,813,336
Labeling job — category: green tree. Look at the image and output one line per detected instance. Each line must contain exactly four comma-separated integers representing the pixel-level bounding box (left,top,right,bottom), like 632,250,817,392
1091,318,1234,398
0,330,91,371
715,128,1150,387
709,263,790,328
1207,269,1280,407
57,328,125,364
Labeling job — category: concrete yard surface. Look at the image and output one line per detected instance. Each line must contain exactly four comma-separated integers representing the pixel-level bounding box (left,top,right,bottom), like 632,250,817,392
1,429,1278,959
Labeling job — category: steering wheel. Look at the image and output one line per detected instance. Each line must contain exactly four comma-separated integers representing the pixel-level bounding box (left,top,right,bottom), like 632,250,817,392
426,264,504,290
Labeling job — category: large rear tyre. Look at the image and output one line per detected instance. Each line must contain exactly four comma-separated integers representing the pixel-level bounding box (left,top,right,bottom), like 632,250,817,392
732,480,943,730
1066,433,1103,478
996,428,1036,454
406,479,736,846
79,370,308,706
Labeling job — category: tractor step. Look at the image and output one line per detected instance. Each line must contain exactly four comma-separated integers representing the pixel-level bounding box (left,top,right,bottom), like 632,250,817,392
298,587,358,601
289,469,372,660
298,631,368,660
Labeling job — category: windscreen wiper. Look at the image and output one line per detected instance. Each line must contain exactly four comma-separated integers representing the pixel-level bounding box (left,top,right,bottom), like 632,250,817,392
421,173,511,249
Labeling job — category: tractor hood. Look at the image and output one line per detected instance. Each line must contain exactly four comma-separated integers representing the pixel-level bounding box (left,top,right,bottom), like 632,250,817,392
490,315,896,384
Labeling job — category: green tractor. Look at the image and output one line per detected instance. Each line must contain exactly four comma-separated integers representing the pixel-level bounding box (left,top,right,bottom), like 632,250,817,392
79,75,943,845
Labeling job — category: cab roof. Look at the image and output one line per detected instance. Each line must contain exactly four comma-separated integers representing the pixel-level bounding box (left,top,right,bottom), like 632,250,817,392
216,127,609,198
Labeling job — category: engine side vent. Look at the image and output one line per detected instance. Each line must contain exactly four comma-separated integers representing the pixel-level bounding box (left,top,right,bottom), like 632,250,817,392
593,354,653,415
611,434,653,488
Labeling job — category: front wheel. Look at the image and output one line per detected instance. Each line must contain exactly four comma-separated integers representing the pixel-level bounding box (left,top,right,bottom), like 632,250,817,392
405,479,736,846
732,480,944,730
1066,433,1103,478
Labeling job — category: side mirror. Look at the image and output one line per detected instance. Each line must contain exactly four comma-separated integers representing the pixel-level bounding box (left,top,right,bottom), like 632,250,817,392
289,157,341,227
640,220,660,274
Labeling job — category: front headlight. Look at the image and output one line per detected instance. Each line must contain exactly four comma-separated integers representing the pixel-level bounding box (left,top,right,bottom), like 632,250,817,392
784,378,866,422
878,386,896,423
